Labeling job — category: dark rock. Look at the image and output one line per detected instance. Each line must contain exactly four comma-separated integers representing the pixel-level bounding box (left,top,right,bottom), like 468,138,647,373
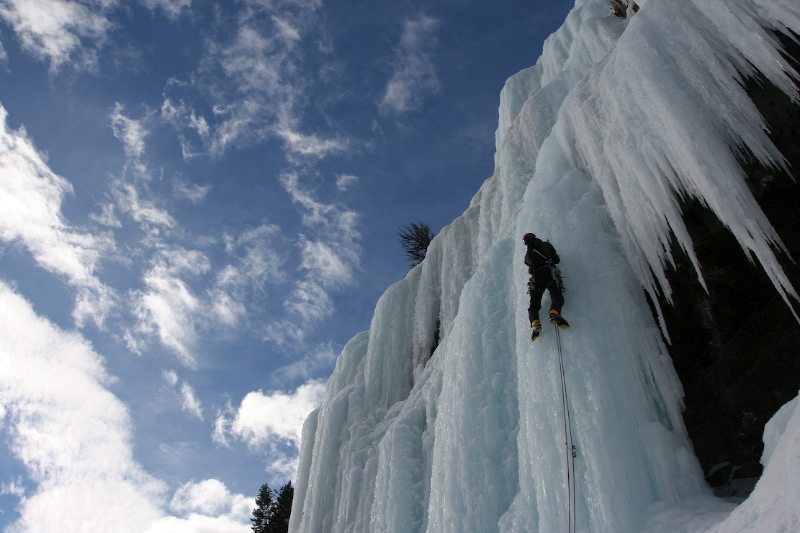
610,0,639,18
654,32,800,496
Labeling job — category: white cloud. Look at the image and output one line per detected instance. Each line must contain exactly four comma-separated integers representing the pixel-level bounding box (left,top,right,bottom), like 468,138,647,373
112,180,176,231
162,369,179,387
213,380,325,479
0,0,117,71
169,479,251,520
147,513,250,533
380,14,440,114
160,97,210,161
180,382,204,420
129,247,210,366
275,118,349,159
161,370,203,420
0,477,25,498
142,0,192,21
209,268,248,328
173,178,211,204
0,281,166,532
300,238,353,286
0,105,116,327
110,102,150,160
212,401,235,448
0,282,253,532
271,15,300,43
335,174,358,191
128,224,288,361
218,380,325,449
90,201,123,227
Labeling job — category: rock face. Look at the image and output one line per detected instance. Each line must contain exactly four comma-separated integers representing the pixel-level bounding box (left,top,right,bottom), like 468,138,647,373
610,0,638,18
659,35,800,496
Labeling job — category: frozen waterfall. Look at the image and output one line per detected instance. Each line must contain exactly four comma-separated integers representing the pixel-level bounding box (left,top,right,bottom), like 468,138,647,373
290,1,800,531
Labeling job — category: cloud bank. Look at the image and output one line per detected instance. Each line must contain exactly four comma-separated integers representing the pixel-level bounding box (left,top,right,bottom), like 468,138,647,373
0,281,164,532
0,281,253,532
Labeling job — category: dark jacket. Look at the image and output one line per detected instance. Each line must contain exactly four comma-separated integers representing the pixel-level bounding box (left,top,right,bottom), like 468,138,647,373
524,238,560,276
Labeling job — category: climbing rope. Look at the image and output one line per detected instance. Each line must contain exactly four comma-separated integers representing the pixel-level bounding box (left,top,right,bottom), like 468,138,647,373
555,325,577,533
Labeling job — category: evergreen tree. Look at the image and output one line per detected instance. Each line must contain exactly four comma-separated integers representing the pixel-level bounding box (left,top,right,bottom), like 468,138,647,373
268,482,294,533
251,483,274,533
251,481,294,533
398,222,435,268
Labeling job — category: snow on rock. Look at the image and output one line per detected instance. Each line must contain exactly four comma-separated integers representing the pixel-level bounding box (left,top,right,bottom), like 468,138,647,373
645,393,800,533
291,1,800,532
706,392,800,532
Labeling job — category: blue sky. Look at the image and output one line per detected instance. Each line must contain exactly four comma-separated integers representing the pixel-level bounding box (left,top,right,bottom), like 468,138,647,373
0,0,571,528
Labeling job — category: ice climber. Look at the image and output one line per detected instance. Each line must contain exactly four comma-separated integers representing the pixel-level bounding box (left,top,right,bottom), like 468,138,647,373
523,232,570,341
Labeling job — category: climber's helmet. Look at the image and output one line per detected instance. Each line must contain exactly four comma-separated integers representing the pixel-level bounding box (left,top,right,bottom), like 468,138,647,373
522,233,536,246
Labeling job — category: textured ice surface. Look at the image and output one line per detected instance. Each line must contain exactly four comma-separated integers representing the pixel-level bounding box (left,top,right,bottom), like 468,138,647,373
291,1,800,531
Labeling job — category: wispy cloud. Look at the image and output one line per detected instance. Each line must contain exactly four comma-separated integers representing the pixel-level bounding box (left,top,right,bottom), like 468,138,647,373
128,247,210,367
335,173,359,191
222,224,286,289
0,0,117,71
208,223,287,328
162,369,179,387
110,102,150,160
380,14,440,114
111,180,176,235
213,380,325,480
179,382,203,420
160,96,210,160
0,478,25,498
299,237,354,286
108,102,156,185
275,121,349,159
272,342,338,382
141,0,192,21
90,201,123,227
127,224,287,363
280,172,360,242
173,177,211,204
0,105,116,327
161,0,348,160
162,370,204,420
275,172,361,336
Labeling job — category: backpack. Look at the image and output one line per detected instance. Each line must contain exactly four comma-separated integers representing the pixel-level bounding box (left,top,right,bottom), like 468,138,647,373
542,241,560,264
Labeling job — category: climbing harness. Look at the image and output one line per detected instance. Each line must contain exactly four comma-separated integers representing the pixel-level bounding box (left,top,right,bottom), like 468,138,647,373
555,325,577,533
550,264,566,292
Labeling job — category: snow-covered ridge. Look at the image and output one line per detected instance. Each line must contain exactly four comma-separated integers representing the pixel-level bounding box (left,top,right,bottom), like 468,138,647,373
291,1,800,531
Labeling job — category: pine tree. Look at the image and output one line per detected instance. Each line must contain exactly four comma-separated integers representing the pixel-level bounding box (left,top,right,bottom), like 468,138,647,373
398,222,435,268
251,483,274,533
268,482,294,533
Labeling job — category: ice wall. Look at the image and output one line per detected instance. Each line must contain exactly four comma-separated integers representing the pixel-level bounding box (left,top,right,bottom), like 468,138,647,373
290,1,800,532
